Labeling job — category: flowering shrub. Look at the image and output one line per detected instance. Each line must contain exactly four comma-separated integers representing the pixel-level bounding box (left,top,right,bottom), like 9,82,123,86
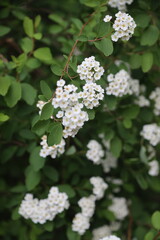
0,0,160,240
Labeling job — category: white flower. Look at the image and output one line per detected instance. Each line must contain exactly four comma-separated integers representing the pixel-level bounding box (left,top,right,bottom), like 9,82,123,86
148,160,159,176
108,197,128,220
149,87,160,116
78,195,96,218
90,177,108,200
103,15,112,22
108,0,133,11
57,79,65,87
72,213,90,235
111,11,136,42
140,124,160,146
77,56,104,83
99,236,121,240
86,140,104,164
19,186,69,224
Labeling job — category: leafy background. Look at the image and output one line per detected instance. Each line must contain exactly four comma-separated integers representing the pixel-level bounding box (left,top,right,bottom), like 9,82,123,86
0,0,160,239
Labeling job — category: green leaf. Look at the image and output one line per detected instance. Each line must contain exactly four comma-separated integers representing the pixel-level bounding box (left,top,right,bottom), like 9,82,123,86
0,76,11,96
23,16,34,37
66,146,76,156
51,64,63,76
21,83,37,105
49,14,67,27
20,37,33,53
86,109,95,120
43,222,54,232
141,52,153,72
80,0,99,7
136,174,148,190
33,47,53,62
140,146,148,164
94,38,113,57
95,22,111,37
40,102,53,120
110,136,122,158
123,118,132,129
25,168,41,191
47,122,63,146
144,231,155,240
0,25,11,36
122,105,140,119
43,166,59,182
151,211,160,230
12,207,20,220
29,146,45,171
58,184,76,198
40,80,52,99
0,113,9,122
130,54,142,69
34,15,41,28
34,33,42,40
105,95,117,110
135,14,151,28
77,35,88,42
4,81,21,107
67,226,81,240
32,119,50,136
140,25,159,46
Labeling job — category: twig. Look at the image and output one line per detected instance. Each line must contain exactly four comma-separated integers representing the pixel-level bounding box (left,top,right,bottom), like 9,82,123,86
127,211,133,240
153,232,160,240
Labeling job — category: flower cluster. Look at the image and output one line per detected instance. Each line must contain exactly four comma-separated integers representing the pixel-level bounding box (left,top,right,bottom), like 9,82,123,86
77,56,104,83
90,177,108,200
108,0,133,11
111,11,136,42
81,83,104,109
140,124,160,146
72,195,96,235
40,135,65,158
150,87,160,116
86,140,105,164
99,236,121,240
135,95,150,107
103,15,112,22
106,69,139,97
148,160,159,176
52,79,89,138
108,197,128,220
19,187,69,224
92,223,121,240
101,152,118,173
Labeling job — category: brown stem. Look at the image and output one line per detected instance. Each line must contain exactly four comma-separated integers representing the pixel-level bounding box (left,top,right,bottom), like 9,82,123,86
88,31,113,42
153,232,160,240
127,211,133,240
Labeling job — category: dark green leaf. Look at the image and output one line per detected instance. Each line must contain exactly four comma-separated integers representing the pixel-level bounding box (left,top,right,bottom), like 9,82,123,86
21,83,37,105
40,102,53,120
29,146,45,171
47,122,63,146
40,80,52,100
94,38,113,57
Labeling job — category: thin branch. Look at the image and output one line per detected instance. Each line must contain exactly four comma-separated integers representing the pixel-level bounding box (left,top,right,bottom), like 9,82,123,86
153,232,160,240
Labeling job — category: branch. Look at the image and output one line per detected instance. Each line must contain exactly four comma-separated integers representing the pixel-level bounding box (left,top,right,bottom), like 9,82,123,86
153,232,160,240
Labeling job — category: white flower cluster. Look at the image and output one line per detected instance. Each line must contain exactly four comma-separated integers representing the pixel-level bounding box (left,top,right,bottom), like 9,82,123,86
101,152,118,173
82,83,104,109
86,140,105,164
52,79,89,138
108,0,133,11
150,87,160,115
77,56,104,83
140,124,160,146
135,95,150,107
148,160,159,176
92,223,121,240
103,15,112,22
36,100,46,114
99,236,121,240
40,135,65,158
90,177,108,200
19,187,69,224
108,197,128,220
111,12,136,42
106,70,139,97
72,195,96,235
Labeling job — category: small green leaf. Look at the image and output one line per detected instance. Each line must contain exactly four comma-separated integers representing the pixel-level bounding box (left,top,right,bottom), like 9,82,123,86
144,231,155,240
34,15,41,28
95,22,111,37
0,25,11,36
40,80,52,99
23,16,34,37
136,174,148,190
122,105,140,119
110,136,122,158
77,35,88,41
105,95,117,110
0,113,9,122
4,81,21,107
140,25,159,46
140,146,148,164
123,119,132,129
21,83,37,105
43,166,59,182
40,102,53,120
25,168,41,191
51,64,63,76
66,146,76,156
135,14,151,28
29,146,45,171
47,122,63,146
141,52,153,72
33,47,53,62
67,226,81,240
58,184,76,198
32,119,50,136
0,76,11,96
94,38,113,57
151,211,160,230
130,54,142,69
43,222,54,232
34,33,42,40
86,109,95,120
20,37,33,53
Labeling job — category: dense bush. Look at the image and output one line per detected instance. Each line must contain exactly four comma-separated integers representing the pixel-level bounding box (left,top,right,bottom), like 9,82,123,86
0,0,160,240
